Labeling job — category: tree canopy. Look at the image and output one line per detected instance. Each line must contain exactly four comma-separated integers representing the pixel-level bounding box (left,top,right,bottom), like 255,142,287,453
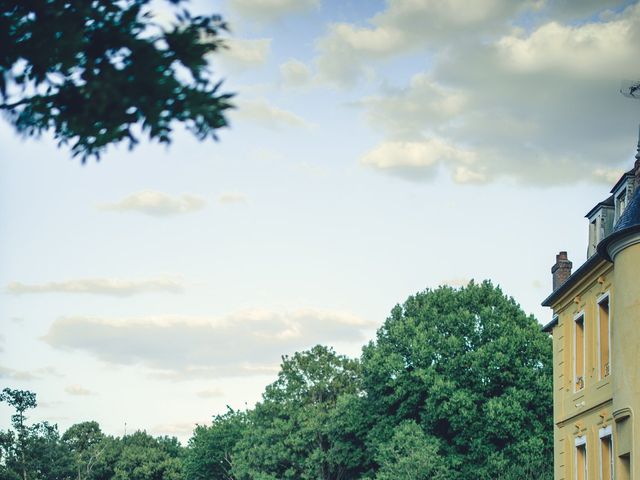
0,391,185,480
0,0,233,160
359,280,553,479
1,281,553,480
185,281,554,480
231,346,362,480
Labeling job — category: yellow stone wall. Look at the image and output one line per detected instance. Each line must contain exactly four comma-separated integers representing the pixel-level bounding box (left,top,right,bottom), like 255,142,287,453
549,259,614,480
549,239,640,479
609,239,640,479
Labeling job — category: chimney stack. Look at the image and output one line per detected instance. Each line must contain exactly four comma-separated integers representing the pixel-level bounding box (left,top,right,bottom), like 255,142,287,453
552,251,572,291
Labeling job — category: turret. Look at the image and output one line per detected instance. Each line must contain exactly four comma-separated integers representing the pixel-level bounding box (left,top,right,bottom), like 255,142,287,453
596,128,640,480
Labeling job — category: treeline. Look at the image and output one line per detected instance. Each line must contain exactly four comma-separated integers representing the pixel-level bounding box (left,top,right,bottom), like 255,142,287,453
1,282,554,480
0,397,182,480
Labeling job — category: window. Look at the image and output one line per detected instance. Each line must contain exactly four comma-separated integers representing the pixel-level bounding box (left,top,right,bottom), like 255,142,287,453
589,218,598,254
600,426,613,480
618,454,630,480
598,294,610,379
616,415,632,480
616,188,628,222
574,313,585,391
576,436,587,480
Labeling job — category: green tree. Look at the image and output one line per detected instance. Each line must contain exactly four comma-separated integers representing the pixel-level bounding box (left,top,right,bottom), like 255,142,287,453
1,388,37,480
62,422,106,480
360,281,553,480
0,0,233,160
374,421,450,480
0,388,74,480
112,432,183,480
75,436,120,480
0,389,36,433
20,422,74,480
232,345,362,480
183,409,246,480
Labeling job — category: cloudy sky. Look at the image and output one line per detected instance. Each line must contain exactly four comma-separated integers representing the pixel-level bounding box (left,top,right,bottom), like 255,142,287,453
2,0,640,442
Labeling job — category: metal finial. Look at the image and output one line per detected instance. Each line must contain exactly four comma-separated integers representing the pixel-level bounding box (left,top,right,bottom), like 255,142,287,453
636,123,640,161
635,124,640,188
621,80,640,100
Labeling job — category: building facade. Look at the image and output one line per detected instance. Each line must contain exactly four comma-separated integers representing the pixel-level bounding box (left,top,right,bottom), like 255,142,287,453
542,137,640,480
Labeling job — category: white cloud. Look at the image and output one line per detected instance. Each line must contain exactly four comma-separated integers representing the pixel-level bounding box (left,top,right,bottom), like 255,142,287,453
220,38,271,70
150,364,280,381
452,166,489,185
98,191,206,216
315,0,531,86
196,387,225,398
356,2,640,184
43,309,375,379
38,401,65,409
6,276,185,296
35,367,64,378
280,59,312,87
537,0,628,21
0,365,37,381
360,139,481,183
65,385,94,396
232,99,310,129
592,167,626,184
496,17,639,77
218,192,248,205
228,0,319,21
0,365,63,381
360,74,468,137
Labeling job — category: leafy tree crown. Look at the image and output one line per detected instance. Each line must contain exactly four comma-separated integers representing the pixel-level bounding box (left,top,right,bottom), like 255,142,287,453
0,0,233,160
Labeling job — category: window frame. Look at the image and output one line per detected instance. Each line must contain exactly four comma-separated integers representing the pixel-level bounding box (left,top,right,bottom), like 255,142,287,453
599,426,613,480
575,435,588,480
596,292,611,380
574,311,586,393
615,187,628,222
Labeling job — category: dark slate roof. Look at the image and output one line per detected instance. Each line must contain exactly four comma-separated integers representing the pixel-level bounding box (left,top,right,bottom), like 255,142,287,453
541,316,558,333
597,185,640,261
585,195,614,219
614,187,640,231
543,183,640,308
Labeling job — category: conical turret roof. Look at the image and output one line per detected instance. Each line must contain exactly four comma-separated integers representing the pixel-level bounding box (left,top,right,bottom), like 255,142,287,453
613,186,640,232
598,177,640,261
598,125,640,261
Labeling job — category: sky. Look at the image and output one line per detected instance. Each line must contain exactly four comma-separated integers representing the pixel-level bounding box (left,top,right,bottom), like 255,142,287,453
1,0,640,443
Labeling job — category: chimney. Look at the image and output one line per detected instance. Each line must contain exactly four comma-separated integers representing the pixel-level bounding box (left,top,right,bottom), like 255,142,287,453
551,251,572,291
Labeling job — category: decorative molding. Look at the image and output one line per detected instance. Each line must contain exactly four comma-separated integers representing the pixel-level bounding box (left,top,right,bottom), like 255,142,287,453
556,398,613,427
599,425,612,438
608,230,640,260
613,407,632,421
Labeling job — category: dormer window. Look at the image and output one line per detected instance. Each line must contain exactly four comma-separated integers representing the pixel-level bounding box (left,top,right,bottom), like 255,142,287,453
615,187,628,222
585,200,614,257
612,172,635,224
589,217,598,255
